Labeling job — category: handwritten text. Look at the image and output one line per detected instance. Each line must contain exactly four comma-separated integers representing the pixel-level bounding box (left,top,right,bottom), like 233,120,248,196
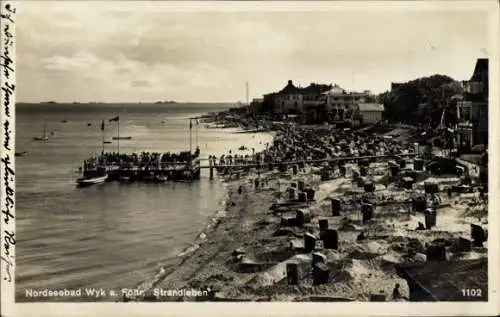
1,2,16,284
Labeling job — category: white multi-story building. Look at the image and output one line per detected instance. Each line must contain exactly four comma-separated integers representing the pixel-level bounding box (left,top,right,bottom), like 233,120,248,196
321,85,371,121
272,81,376,123
323,85,369,109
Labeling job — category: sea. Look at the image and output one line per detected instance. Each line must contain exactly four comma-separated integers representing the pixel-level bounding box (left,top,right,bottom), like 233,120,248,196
14,103,274,301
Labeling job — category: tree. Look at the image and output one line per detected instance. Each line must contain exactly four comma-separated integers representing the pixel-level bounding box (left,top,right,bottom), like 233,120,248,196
379,74,463,127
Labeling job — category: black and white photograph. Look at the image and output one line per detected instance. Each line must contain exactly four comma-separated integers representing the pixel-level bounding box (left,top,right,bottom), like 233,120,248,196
1,0,498,316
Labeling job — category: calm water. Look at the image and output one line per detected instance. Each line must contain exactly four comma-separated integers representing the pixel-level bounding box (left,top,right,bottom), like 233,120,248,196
15,103,273,301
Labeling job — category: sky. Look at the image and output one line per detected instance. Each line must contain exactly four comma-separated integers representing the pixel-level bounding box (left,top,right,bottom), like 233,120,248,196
14,1,494,103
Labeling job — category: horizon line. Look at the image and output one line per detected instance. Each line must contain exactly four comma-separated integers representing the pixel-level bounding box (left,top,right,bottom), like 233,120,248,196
16,69,477,105
16,101,240,105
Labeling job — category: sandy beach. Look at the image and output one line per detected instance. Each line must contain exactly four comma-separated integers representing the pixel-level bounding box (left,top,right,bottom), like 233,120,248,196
132,121,488,302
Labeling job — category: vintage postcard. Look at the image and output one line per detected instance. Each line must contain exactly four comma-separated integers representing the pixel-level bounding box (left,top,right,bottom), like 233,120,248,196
1,0,498,316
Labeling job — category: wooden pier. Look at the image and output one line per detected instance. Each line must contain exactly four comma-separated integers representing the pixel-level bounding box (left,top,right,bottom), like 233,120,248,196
201,152,419,168
80,152,419,183
204,152,420,180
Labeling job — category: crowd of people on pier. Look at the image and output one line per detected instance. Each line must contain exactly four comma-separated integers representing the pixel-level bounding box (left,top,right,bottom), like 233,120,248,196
208,153,260,166
83,147,201,170
83,122,417,172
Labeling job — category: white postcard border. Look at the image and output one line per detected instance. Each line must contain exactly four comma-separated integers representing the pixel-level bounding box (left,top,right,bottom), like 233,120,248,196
1,1,498,317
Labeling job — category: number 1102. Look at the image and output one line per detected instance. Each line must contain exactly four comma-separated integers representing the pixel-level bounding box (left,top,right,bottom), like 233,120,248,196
461,289,482,297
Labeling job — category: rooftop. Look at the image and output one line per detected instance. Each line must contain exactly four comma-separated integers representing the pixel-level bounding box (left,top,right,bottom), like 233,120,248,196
302,83,333,95
469,58,488,82
277,80,302,95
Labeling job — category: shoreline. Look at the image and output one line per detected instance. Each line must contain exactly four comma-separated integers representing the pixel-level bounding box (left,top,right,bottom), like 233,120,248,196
128,119,277,299
128,174,263,301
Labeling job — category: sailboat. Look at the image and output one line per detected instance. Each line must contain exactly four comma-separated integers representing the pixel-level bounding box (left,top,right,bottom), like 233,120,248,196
76,120,108,187
33,121,49,141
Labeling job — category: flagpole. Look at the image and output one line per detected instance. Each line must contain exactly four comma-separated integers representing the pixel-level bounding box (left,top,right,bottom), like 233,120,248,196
117,114,120,155
189,119,192,154
101,120,105,159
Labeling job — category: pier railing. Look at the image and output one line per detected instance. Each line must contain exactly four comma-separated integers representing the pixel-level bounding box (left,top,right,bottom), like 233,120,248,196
203,152,419,169
202,152,420,180
83,152,419,182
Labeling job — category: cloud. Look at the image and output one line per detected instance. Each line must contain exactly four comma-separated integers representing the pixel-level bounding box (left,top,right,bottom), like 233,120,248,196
15,2,490,102
43,51,101,72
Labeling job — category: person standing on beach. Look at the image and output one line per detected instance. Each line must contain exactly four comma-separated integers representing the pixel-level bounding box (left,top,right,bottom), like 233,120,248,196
392,283,401,300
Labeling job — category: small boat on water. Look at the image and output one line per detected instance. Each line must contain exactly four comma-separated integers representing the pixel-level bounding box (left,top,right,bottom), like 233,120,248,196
15,151,27,157
77,166,108,187
34,121,49,141
77,120,109,187
103,141,112,144
61,120,68,123
77,174,108,187
112,136,132,140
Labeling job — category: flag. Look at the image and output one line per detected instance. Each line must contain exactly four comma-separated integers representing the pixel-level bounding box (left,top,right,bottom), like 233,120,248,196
109,116,119,122
101,120,105,131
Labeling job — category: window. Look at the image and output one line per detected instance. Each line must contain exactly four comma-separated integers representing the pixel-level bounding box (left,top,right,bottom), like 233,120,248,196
465,81,483,94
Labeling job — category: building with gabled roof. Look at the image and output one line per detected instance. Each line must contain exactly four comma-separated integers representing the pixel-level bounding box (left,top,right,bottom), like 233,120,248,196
272,80,376,123
456,58,488,151
301,83,332,121
275,80,304,114
278,80,303,95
